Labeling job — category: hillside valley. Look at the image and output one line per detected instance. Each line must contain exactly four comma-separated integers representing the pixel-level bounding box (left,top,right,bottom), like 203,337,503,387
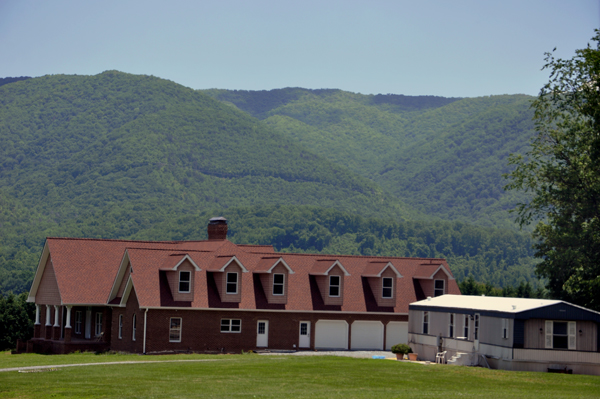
0,72,539,295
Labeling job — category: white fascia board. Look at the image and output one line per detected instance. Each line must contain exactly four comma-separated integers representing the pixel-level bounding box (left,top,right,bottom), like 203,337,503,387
27,241,50,302
219,256,249,273
119,276,135,307
263,258,295,274
324,260,350,276
141,306,408,316
379,262,403,278
108,250,131,303
430,265,455,280
171,254,201,271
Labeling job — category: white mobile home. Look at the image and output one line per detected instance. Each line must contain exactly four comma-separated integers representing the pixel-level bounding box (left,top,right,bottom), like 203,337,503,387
408,295,600,376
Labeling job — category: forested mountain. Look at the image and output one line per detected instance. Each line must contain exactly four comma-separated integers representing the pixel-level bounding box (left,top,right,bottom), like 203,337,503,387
0,72,539,296
205,89,535,228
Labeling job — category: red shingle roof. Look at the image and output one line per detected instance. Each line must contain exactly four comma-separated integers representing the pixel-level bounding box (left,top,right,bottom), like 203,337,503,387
31,237,460,313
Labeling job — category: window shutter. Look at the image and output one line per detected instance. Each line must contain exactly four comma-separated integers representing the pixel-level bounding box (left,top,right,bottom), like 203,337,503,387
568,321,576,350
545,320,553,348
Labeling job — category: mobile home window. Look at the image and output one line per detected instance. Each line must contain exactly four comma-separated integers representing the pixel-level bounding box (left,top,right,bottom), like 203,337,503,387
382,277,393,298
474,314,480,340
169,318,182,342
449,313,455,338
273,273,285,295
329,275,340,297
501,318,509,339
179,271,191,293
226,272,238,294
423,311,429,334
434,280,445,297
546,321,576,350
463,315,469,338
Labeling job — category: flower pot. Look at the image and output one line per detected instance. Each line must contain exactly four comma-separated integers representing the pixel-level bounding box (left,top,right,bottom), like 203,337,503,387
395,354,404,360
408,353,418,361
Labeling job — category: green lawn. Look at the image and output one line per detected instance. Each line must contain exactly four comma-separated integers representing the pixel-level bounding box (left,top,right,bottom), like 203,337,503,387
0,351,598,398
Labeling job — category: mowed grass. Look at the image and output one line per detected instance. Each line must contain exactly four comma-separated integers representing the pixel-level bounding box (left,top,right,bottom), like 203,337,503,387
0,351,599,398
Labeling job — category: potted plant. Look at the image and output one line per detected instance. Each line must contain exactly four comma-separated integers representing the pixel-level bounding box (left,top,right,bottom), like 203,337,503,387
391,344,412,360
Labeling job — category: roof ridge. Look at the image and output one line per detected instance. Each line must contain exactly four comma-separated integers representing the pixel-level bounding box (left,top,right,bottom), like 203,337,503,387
250,251,447,261
126,247,212,253
47,237,213,244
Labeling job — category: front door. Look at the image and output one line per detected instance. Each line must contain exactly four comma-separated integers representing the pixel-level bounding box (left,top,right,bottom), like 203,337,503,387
257,320,269,348
299,321,311,348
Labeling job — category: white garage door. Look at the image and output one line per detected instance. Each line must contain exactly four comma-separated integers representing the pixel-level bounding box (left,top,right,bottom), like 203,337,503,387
315,320,348,350
351,321,384,350
385,321,408,350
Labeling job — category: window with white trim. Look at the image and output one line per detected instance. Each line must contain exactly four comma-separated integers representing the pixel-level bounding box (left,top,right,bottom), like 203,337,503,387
273,273,285,295
463,315,469,338
169,317,182,342
75,311,82,334
449,313,455,338
329,275,340,297
226,272,238,294
132,314,137,341
179,271,191,293
434,279,445,297
474,314,480,340
221,319,241,333
423,311,429,334
382,277,393,298
118,314,123,339
501,318,509,339
95,312,103,336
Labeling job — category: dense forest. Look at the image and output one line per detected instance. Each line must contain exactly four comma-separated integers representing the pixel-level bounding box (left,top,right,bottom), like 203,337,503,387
0,72,540,296
205,89,535,229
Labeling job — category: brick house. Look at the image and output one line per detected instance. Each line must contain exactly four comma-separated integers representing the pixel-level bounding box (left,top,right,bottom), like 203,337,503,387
23,218,460,354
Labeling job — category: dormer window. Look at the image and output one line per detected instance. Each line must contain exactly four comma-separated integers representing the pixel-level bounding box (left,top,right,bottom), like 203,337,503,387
329,275,340,297
382,277,393,298
434,279,445,297
226,272,238,294
273,273,285,295
179,271,191,293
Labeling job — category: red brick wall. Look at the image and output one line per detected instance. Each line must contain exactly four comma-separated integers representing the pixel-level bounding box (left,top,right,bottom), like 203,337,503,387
139,308,407,354
111,288,144,353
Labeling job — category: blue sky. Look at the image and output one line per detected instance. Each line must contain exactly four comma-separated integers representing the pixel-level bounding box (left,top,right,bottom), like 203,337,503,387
1,0,598,97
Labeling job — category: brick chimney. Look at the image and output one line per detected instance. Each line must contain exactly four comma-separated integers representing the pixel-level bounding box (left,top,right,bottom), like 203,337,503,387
207,217,228,240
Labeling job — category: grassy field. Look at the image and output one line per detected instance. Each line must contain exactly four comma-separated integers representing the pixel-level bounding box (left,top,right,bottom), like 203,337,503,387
0,351,599,398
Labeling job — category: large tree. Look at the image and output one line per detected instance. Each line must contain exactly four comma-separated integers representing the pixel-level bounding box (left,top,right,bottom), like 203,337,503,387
506,31,600,310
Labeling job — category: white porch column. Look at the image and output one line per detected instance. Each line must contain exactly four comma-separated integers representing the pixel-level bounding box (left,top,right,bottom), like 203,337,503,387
53,305,60,327
35,304,41,325
65,306,72,328
45,305,52,326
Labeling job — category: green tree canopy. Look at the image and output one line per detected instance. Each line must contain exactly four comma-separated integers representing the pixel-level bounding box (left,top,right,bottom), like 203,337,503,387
506,31,600,310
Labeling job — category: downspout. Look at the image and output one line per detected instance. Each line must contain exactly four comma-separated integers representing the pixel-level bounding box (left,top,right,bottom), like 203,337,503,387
143,308,148,354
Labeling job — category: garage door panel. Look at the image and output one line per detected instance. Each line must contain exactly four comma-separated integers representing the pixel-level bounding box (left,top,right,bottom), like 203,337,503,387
315,320,348,350
351,321,384,350
385,321,408,350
